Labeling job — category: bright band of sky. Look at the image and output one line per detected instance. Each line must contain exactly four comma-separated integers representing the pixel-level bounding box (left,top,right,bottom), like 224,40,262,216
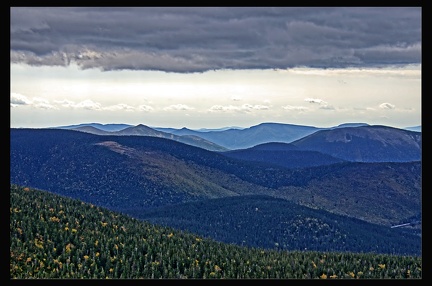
11,63,421,129
10,7,421,129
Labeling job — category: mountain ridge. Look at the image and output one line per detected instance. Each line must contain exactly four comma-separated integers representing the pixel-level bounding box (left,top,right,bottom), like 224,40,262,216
54,123,229,152
10,128,421,229
291,125,421,162
52,122,422,150
134,194,421,255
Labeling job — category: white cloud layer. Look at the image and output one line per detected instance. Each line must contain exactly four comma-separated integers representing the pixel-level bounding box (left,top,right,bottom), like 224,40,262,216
10,62,421,129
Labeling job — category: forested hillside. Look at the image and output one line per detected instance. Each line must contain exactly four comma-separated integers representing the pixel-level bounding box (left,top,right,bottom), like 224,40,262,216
290,125,421,162
220,146,346,169
134,195,421,256
10,185,422,279
10,128,421,228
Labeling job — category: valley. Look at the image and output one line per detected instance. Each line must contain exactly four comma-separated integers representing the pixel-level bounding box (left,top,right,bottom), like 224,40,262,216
10,123,422,257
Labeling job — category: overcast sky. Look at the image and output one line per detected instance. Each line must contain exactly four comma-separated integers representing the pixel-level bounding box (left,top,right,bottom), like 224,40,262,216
10,7,421,129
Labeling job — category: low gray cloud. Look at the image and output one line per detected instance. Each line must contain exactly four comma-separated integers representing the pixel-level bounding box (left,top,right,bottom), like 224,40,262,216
32,97,58,110
11,93,58,109
163,104,194,111
104,103,136,112
304,97,335,110
15,95,156,112
282,105,308,112
318,105,335,110
208,104,270,112
73,99,103,110
231,96,243,101
10,93,32,106
379,102,396,110
304,98,327,104
10,7,421,72
138,105,154,112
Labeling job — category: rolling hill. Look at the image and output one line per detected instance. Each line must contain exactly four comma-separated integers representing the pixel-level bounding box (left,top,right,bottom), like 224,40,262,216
54,122,422,152
220,142,346,169
10,128,264,211
155,122,323,149
10,128,421,230
291,125,422,162
54,122,132,132
135,195,421,256
55,124,228,152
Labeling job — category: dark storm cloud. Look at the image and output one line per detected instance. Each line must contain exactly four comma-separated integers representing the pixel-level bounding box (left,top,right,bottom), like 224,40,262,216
10,7,421,72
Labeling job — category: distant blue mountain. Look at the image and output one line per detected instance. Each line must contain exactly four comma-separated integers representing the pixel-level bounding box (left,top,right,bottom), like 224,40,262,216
54,123,132,132
53,124,228,152
155,122,408,150
404,126,421,132
194,126,245,132
154,126,245,133
332,123,369,128
52,122,422,151
155,122,323,149
152,127,198,136
291,125,421,162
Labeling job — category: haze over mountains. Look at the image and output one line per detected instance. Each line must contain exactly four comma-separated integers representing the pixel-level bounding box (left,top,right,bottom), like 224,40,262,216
53,122,421,151
54,122,322,150
55,123,132,132
54,123,228,152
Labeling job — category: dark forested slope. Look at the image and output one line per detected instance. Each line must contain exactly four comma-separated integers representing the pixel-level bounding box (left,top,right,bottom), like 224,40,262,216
10,185,422,279
220,142,345,169
10,128,421,228
135,195,421,256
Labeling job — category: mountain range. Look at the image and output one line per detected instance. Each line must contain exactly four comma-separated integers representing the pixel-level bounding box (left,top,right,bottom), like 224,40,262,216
53,122,322,149
54,124,228,152
53,122,421,150
290,125,421,162
10,122,422,255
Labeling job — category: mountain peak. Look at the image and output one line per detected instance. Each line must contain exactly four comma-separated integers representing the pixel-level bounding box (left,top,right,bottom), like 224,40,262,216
291,125,421,162
335,123,369,128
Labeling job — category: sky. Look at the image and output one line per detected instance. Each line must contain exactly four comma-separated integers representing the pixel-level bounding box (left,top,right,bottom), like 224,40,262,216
10,7,422,129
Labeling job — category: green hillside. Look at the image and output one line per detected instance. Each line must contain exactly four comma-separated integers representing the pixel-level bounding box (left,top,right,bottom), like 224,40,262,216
10,184,421,279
